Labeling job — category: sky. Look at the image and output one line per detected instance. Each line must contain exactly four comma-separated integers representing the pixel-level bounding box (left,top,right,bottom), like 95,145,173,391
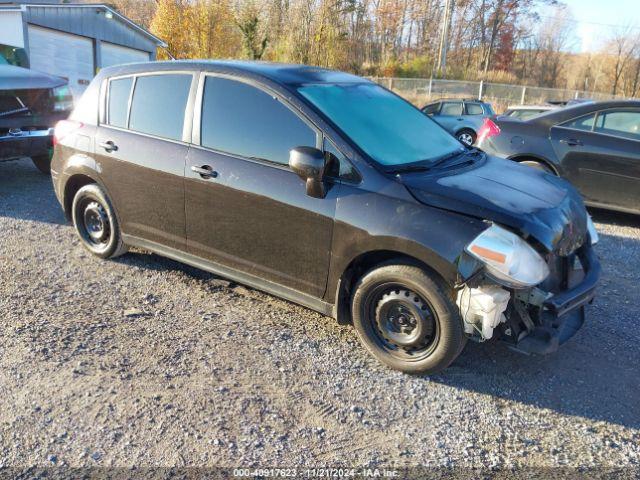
559,0,640,52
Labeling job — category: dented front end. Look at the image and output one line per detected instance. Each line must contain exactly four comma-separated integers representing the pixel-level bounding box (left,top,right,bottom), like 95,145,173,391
457,241,600,354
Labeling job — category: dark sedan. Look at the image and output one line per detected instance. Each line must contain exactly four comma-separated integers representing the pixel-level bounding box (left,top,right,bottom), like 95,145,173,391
476,100,640,215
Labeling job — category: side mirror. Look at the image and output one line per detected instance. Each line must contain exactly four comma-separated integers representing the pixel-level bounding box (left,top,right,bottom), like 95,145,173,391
289,146,328,199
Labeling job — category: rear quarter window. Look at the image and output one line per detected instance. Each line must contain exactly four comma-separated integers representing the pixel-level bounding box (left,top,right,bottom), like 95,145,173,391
465,103,484,115
107,77,133,128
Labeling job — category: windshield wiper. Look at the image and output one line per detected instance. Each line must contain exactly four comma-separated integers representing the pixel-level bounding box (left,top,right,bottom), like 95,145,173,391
388,149,466,174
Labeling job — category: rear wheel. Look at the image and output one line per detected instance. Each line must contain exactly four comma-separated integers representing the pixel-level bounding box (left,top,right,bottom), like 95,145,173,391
456,129,476,146
351,263,466,374
71,184,127,259
31,154,51,174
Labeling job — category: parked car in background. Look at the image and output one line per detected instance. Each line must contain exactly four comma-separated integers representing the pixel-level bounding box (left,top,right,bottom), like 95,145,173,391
501,104,558,120
52,61,599,374
421,98,495,145
477,100,640,215
0,64,73,173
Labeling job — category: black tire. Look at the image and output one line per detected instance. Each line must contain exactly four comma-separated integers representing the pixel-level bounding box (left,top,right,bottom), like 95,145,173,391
351,262,466,374
31,154,51,174
71,184,127,259
456,129,476,146
518,159,554,174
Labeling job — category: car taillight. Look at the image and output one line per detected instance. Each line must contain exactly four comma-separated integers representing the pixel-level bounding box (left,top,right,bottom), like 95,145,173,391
477,118,501,143
53,120,83,146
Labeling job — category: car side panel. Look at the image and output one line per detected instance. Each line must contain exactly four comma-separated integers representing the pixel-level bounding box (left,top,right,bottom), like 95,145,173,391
550,126,640,210
324,181,487,304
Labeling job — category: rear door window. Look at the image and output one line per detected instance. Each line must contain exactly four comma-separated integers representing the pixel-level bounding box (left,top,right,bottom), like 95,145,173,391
107,77,133,128
562,113,596,132
440,102,463,116
200,76,317,165
129,74,192,141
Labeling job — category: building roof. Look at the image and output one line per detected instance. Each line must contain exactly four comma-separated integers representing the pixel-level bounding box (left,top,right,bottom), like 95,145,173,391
0,2,166,47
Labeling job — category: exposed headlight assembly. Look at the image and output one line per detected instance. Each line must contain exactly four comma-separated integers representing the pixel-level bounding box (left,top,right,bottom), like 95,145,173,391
465,224,549,289
586,214,599,245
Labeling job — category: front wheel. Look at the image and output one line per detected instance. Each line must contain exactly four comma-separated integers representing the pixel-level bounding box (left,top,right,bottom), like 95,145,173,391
351,263,466,374
71,184,128,259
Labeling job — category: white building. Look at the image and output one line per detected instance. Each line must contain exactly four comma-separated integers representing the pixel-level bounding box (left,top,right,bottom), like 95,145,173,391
0,1,166,97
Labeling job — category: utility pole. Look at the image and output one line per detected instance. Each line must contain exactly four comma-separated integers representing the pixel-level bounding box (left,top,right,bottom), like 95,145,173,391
436,0,455,78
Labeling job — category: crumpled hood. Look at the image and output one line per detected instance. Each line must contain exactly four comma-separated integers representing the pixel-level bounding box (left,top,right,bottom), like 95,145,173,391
402,155,588,255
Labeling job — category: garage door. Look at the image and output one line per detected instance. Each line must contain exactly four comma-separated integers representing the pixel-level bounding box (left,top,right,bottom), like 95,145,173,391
101,42,149,68
27,25,94,98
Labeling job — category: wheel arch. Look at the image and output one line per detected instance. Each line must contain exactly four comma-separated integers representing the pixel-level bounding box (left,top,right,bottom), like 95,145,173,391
332,249,450,325
508,154,559,175
62,174,99,221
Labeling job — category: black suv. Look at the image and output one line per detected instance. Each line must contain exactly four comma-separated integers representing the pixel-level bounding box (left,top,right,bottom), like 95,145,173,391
52,61,600,374
1,64,73,173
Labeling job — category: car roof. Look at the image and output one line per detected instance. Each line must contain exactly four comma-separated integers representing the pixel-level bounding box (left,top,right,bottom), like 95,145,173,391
506,105,556,110
97,60,368,87
432,98,486,103
529,99,640,126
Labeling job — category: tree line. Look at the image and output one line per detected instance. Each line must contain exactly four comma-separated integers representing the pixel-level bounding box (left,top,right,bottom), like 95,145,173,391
108,0,640,97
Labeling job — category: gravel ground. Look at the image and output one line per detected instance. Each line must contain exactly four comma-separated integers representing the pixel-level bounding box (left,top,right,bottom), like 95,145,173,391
1,158,639,472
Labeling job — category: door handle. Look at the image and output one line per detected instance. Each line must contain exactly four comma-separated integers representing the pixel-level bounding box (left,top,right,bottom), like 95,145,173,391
191,164,218,179
560,138,583,147
99,140,118,152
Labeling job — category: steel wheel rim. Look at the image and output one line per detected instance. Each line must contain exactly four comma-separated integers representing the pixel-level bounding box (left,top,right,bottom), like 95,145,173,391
363,283,440,362
77,198,111,249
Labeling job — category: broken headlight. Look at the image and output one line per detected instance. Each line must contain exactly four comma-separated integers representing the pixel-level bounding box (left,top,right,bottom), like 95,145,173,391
465,224,549,289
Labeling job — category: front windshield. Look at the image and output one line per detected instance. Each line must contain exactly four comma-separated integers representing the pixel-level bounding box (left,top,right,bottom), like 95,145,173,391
298,83,464,168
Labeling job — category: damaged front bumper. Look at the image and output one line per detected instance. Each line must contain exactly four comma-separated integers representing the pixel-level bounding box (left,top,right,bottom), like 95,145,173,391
458,243,600,355
502,244,600,355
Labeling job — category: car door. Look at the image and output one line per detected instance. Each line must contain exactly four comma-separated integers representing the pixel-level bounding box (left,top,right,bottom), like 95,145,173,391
95,72,196,250
550,108,640,210
185,74,338,299
434,101,464,133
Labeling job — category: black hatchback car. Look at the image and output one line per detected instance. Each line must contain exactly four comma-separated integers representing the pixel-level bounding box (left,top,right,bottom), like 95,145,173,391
52,61,600,374
476,100,640,215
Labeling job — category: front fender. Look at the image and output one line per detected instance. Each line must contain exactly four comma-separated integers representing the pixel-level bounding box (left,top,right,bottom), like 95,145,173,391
325,183,487,303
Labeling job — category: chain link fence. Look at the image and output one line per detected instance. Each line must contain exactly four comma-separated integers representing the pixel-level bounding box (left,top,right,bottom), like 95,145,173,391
369,77,627,113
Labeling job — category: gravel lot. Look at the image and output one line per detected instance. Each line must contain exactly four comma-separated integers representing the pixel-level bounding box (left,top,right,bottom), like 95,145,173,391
1,157,639,472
